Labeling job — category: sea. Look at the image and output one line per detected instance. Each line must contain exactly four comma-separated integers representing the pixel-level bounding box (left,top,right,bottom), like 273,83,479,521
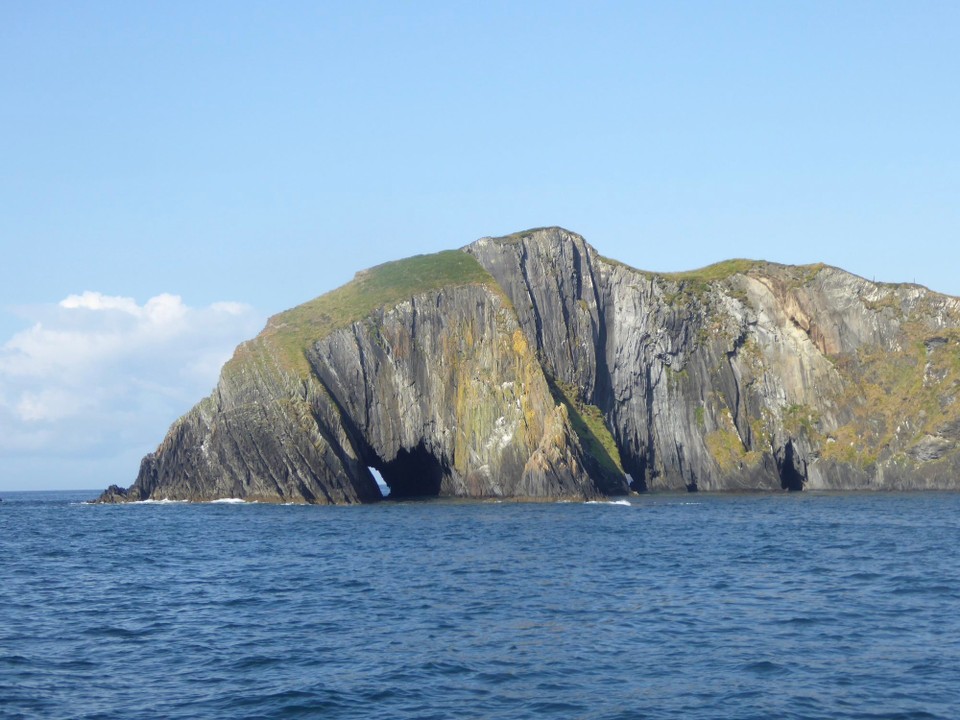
2,490,959,720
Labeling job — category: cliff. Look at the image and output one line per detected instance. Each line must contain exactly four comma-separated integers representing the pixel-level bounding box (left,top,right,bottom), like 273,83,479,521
97,228,960,503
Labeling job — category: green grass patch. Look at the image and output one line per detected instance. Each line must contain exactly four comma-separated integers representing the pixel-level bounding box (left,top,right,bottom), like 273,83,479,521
597,258,767,307
660,259,763,284
595,256,828,301
703,407,763,472
547,378,624,477
705,429,744,472
495,227,566,244
695,405,705,429
594,253,641,273
704,428,762,472
249,250,500,374
798,262,826,285
594,257,763,287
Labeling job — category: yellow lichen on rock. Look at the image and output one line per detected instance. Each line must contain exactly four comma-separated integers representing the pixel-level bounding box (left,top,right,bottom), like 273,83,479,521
512,328,528,356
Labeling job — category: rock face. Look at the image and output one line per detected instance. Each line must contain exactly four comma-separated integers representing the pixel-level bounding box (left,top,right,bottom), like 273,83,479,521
97,228,960,503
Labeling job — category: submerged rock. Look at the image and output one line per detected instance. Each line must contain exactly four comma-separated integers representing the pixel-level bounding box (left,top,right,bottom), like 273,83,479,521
96,228,960,503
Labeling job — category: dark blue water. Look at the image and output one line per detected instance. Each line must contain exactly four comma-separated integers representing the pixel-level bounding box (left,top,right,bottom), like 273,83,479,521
2,491,959,719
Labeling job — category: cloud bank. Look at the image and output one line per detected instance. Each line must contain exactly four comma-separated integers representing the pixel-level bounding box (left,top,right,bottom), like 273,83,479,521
0,292,265,490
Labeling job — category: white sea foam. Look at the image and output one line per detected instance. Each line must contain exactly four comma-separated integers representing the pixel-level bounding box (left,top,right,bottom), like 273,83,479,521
125,497,258,505
585,499,632,506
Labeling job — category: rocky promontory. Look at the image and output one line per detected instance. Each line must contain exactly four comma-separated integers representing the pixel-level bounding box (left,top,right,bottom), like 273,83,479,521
97,228,960,503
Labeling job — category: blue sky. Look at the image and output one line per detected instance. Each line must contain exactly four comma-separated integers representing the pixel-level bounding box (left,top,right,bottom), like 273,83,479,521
2,1,958,491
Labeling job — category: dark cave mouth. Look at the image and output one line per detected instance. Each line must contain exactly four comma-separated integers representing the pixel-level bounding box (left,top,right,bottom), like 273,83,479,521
778,441,805,492
368,443,447,499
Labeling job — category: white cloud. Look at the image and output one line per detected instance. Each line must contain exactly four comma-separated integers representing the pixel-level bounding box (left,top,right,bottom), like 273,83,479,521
15,387,90,422
60,291,141,314
0,292,266,490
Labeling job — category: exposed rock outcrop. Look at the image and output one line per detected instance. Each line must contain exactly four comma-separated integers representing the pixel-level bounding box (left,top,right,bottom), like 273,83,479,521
96,228,960,503
469,227,960,492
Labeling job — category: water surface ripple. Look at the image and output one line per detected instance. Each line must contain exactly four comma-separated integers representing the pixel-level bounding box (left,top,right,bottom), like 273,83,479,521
2,491,959,719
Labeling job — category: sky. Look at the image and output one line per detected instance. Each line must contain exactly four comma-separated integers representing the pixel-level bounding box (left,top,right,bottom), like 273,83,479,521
2,1,958,491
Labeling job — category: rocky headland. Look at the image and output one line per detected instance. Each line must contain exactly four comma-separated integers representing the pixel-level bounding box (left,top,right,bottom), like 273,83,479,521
97,228,960,503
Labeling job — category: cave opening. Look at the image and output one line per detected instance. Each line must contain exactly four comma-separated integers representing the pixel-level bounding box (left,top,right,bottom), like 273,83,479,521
369,442,447,499
624,455,648,493
778,441,805,492
368,466,390,497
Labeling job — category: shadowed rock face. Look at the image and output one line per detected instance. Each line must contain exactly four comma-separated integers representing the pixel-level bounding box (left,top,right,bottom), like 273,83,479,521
97,228,960,503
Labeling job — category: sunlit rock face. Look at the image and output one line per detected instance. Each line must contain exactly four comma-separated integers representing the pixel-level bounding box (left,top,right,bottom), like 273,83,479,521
98,228,960,503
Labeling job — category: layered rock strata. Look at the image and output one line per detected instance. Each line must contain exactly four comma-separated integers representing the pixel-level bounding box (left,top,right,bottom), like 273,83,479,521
98,228,960,502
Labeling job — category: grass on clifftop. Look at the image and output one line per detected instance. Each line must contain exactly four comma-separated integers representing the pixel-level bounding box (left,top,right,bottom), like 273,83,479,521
597,255,765,285
598,256,828,286
660,259,763,283
251,250,499,374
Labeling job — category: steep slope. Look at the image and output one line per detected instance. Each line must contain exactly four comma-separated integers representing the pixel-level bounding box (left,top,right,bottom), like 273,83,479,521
97,249,622,503
98,227,960,503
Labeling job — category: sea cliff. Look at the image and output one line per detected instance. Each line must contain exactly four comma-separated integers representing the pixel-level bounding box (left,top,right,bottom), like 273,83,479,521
98,228,960,502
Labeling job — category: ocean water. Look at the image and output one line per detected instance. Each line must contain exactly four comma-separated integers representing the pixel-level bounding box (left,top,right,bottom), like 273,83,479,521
2,491,959,720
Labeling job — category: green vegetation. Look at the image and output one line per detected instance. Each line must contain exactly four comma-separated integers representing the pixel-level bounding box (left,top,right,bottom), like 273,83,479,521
695,405,705,429
863,292,902,315
596,256,829,303
594,253,641,273
823,323,960,467
660,259,763,284
740,336,764,367
783,403,821,437
705,429,745,472
497,227,563,244
594,256,764,283
797,262,826,286
704,428,762,472
547,378,625,477
704,408,762,472
727,286,751,305
665,365,689,388
657,260,763,305
240,250,499,374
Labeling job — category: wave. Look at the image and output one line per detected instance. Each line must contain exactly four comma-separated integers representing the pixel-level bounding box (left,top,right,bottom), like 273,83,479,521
129,498,255,505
